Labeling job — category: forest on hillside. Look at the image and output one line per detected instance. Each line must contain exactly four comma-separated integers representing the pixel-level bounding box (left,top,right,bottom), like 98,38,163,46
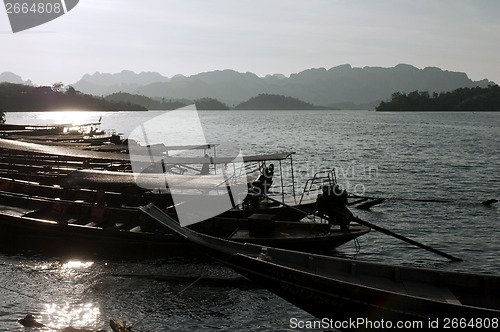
105,92,325,110
105,93,230,110
376,85,500,111
234,94,330,110
0,84,327,112
0,83,146,112
8,81,498,113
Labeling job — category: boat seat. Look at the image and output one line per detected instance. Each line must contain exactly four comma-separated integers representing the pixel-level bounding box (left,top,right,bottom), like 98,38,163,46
129,226,141,232
0,204,36,217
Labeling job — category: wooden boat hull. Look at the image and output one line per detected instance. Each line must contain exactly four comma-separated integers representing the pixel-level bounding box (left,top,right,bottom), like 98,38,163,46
0,192,369,256
0,176,315,221
226,254,499,326
0,211,194,257
0,212,367,257
141,204,500,327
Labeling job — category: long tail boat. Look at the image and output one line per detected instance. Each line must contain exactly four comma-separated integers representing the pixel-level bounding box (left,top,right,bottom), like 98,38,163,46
0,190,369,256
0,174,316,221
141,204,500,328
0,134,385,216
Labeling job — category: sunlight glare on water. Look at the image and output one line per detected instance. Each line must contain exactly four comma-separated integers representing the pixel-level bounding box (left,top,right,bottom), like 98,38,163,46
42,302,101,330
34,111,100,125
39,260,101,329
62,260,94,269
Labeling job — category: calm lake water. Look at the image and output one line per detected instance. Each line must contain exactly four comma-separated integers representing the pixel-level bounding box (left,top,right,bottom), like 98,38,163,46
1,110,499,330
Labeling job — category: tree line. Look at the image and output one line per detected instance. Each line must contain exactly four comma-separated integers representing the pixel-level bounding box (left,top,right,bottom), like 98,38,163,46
376,85,500,111
105,93,230,110
0,83,146,112
106,92,329,110
234,94,330,110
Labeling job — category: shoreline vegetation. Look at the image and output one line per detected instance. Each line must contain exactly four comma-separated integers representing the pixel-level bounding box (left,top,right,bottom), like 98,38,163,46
376,85,500,111
0,82,146,112
1,82,500,113
105,92,334,110
0,82,336,111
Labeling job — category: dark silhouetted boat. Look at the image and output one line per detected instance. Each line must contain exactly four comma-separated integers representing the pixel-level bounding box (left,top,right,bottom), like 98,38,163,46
141,204,500,328
0,191,369,256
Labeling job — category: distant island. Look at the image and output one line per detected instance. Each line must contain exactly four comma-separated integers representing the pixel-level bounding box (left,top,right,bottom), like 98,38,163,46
106,92,329,110
376,85,500,111
105,93,231,110
105,92,188,110
234,94,332,110
0,82,146,112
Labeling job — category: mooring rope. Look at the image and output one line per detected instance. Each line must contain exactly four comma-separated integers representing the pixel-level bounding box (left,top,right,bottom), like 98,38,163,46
0,284,51,304
130,254,237,330
354,238,361,255
129,272,208,329
0,284,62,330
0,253,223,331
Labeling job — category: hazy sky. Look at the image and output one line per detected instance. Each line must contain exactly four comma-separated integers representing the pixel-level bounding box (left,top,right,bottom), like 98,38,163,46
1,0,499,86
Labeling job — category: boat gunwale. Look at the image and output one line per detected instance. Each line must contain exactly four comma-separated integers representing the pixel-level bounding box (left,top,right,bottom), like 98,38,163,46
226,252,500,320
139,204,500,317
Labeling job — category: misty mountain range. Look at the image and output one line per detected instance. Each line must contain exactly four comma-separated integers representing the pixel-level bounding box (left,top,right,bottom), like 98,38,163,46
1,64,494,109
0,72,33,86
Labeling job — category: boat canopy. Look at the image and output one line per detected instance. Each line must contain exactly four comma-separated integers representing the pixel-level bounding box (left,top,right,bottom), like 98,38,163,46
62,169,252,191
0,137,131,161
0,138,295,164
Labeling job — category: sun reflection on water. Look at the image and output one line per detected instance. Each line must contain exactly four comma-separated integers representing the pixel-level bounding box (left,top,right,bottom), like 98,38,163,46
37,111,99,126
42,302,101,329
38,260,101,329
62,260,94,269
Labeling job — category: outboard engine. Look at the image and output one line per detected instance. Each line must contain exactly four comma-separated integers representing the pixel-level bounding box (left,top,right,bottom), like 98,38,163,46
316,184,353,230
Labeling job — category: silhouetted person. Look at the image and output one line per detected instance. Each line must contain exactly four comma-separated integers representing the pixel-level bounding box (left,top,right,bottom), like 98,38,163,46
316,185,352,230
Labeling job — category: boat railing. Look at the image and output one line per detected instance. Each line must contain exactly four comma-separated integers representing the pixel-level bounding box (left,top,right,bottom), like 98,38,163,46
252,156,297,205
299,168,337,204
